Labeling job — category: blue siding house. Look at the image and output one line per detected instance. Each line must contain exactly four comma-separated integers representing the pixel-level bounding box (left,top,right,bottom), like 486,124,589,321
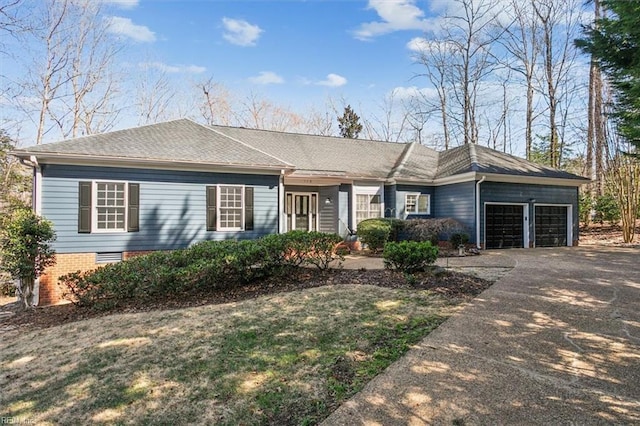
12,119,588,305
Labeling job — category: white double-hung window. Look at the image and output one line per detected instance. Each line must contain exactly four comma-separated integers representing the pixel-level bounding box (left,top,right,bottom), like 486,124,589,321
405,193,430,215
95,182,126,231
218,185,244,230
354,184,383,225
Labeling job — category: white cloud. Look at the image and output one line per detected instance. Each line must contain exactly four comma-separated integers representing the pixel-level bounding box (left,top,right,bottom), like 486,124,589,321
391,86,438,100
249,71,284,85
354,0,433,40
101,0,139,9
222,17,263,47
107,17,155,42
316,73,347,87
406,37,457,54
139,62,206,74
406,37,428,52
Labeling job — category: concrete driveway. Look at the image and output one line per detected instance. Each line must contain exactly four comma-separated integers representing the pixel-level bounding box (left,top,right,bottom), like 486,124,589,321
323,247,640,425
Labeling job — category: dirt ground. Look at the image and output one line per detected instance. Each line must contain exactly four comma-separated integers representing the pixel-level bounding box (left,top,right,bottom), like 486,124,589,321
579,222,640,247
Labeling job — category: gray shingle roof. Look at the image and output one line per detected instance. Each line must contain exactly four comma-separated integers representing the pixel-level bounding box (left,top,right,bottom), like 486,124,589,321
13,119,589,182
17,119,291,168
211,125,407,178
436,144,587,180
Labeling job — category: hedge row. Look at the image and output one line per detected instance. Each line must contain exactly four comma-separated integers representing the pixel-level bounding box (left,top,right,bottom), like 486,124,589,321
60,231,343,310
357,218,469,252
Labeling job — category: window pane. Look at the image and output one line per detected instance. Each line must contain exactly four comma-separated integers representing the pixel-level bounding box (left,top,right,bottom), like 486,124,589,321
418,195,429,213
218,186,243,229
95,182,126,230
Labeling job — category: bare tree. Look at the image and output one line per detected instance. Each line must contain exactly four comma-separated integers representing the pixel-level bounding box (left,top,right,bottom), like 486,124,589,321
532,0,582,168
10,0,124,143
412,0,502,146
362,91,410,142
411,38,454,148
499,0,541,159
585,0,608,196
607,133,640,243
300,106,334,136
136,63,177,125
62,0,122,137
198,77,235,126
0,0,27,54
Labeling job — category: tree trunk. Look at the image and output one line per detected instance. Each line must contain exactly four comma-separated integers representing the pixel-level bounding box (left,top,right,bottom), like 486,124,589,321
18,276,35,310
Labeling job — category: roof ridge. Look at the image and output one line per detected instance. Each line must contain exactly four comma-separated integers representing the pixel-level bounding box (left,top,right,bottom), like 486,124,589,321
388,142,416,179
468,143,479,171
189,120,294,167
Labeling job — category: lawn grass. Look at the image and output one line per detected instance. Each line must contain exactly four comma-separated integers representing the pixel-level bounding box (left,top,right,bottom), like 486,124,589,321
1,284,458,425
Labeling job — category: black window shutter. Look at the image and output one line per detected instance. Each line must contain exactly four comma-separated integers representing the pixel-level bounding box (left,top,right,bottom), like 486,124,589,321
128,183,140,232
206,186,217,231
245,187,254,231
78,181,92,233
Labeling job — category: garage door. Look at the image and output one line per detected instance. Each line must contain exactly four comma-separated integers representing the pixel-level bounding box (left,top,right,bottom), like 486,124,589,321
535,206,568,247
485,204,524,249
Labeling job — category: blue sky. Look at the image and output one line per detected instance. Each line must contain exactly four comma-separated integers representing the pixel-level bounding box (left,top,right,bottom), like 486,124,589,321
104,0,439,113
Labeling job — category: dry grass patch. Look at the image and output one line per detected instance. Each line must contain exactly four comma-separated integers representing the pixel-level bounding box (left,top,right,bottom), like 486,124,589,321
1,284,458,425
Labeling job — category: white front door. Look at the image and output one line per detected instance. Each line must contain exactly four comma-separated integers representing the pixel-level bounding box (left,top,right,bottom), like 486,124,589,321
285,192,318,231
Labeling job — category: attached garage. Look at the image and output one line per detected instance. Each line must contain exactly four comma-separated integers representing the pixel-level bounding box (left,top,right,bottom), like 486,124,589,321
535,205,569,247
485,204,526,249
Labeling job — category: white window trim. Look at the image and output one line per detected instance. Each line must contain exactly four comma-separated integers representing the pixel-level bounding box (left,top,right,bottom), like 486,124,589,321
217,184,245,232
285,191,319,232
92,180,128,233
405,193,431,215
352,184,384,228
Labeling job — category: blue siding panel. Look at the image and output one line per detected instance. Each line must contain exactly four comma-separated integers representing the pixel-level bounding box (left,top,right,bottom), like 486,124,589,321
479,182,579,246
384,185,396,218
41,165,279,253
319,186,338,234
433,182,476,240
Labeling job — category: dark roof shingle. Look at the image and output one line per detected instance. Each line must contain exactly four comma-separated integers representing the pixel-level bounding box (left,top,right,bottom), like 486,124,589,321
14,119,588,182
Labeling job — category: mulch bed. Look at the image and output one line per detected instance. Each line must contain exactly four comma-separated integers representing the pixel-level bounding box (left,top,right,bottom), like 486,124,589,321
0,268,491,333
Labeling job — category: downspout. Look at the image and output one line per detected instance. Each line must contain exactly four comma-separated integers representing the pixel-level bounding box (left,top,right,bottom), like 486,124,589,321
278,170,285,234
475,175,486,249
18,155,42,306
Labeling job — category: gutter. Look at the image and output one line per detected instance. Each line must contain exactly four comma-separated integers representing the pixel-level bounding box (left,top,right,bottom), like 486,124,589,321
475,175,486,249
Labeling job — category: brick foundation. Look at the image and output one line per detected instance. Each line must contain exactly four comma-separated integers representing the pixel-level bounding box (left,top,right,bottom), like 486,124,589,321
38,251,154,306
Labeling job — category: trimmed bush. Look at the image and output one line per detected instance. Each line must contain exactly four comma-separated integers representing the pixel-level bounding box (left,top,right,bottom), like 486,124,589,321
402,218,467,243
383,241,439,273
449,232,470,248
60,231,344,309
357,219,392,252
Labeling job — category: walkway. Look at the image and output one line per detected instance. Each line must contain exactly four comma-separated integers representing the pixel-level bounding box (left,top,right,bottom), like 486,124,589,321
324,247,640,425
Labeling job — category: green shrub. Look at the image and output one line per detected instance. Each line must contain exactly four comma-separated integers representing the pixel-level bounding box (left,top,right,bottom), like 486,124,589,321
357,219,391,252
60,231,345,309
383,241,439,273
449,232,470,248
594,194,620,224
579,192,594,224
0,209,56,309
300,231,343,270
